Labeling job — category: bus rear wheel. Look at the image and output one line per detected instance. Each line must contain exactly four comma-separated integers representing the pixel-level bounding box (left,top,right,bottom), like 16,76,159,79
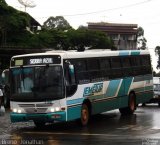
80,104,90,126
119,93,136,115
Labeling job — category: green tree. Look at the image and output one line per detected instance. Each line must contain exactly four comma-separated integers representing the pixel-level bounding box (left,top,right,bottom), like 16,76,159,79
0,0,30,46
137,27,147,50
0,0,7,4
65,28,113,51
0,1,114,50
43,16,72,30
0,0,8,45
28,29,56,48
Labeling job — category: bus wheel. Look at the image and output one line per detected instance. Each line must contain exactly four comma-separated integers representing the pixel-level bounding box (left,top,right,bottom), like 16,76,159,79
80,104,89,126
158,102,160,107
34,121,46,128
119,93,136,115
129,93,136,113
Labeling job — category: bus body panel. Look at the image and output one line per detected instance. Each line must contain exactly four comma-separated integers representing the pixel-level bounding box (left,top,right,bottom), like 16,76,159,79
10,111,66,123
10,98,67,123
66,74,153,118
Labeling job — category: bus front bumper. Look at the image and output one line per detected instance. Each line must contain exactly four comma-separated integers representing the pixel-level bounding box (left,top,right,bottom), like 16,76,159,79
10,111,66,123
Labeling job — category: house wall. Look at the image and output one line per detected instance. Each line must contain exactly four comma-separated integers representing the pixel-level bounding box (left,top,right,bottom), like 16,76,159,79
88,22,138,50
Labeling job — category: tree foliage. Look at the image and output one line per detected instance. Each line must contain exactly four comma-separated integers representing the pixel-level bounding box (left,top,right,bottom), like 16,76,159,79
26,28,113,51
43,16,72,30
0,1,30,46
155,46,160,69
137,27,147,50
0,0,114,50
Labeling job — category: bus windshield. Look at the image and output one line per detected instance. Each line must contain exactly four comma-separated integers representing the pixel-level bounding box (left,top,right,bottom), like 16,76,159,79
10,66,64,101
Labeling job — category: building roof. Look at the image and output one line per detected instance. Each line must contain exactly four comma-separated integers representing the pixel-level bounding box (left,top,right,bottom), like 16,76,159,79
88,22,138,35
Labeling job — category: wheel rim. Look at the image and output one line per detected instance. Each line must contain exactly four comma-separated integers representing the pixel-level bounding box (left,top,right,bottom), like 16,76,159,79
130,95,135,111
81,105,89,125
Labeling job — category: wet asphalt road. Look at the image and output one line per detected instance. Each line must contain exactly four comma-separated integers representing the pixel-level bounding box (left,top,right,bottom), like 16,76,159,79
0,105,160,145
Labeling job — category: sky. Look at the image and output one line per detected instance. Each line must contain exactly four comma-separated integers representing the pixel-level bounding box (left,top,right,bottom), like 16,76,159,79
5,0,160,72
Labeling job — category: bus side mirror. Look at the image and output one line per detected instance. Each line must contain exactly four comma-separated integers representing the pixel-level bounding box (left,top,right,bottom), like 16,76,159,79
68,64,76,85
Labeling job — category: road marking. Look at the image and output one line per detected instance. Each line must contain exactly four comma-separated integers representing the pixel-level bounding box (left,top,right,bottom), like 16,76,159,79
22,131,160,139
117,125,135,130
23,132,119,137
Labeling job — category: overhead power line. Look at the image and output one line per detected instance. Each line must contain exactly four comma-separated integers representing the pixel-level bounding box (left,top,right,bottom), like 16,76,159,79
61,0,153,17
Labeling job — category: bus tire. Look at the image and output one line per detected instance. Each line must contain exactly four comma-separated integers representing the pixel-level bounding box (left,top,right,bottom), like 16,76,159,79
34,121,46,128
158,102,160,107
79,103,90,126
119,93,136,115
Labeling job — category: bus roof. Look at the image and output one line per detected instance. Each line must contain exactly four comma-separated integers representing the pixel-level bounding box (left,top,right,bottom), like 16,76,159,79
11,49,150,60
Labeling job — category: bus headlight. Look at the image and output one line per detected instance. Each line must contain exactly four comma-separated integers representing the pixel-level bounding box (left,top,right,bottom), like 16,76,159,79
50,107,61,112
13,108,17,113
50,108,55,112
12,108,22,113
17,109,22,113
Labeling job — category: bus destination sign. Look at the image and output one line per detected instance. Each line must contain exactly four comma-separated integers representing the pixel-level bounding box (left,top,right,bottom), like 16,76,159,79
11,55,61,66
30,58,53,64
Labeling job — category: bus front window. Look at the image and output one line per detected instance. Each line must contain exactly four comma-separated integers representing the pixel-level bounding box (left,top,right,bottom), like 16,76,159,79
11,66,64,101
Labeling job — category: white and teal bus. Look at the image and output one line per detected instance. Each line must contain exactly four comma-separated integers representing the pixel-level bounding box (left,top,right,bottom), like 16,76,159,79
10,50,153,127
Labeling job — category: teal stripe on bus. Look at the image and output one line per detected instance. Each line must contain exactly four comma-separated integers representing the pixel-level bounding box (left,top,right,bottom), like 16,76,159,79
67,105,81,121
134,86,153,93
119,51,130,56
134,87,144,93
105,79,121,97
67,98,84,105
131,50,140,55
118,77,133,96
134,74,153,82
145,86,153,91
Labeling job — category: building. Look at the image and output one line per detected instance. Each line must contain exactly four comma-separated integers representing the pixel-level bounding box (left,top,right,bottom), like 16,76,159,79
88,22,138,50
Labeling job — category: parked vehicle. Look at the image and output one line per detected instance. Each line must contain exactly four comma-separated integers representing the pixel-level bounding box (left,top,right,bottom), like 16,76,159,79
151,77,160,106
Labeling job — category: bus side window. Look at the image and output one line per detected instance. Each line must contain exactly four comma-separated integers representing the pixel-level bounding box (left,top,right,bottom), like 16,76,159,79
121,57,132,77
99,58,111,80
87,58,101,82
130,56,142,75
73,59,89,84
111,57,122,78
141,55,152,74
